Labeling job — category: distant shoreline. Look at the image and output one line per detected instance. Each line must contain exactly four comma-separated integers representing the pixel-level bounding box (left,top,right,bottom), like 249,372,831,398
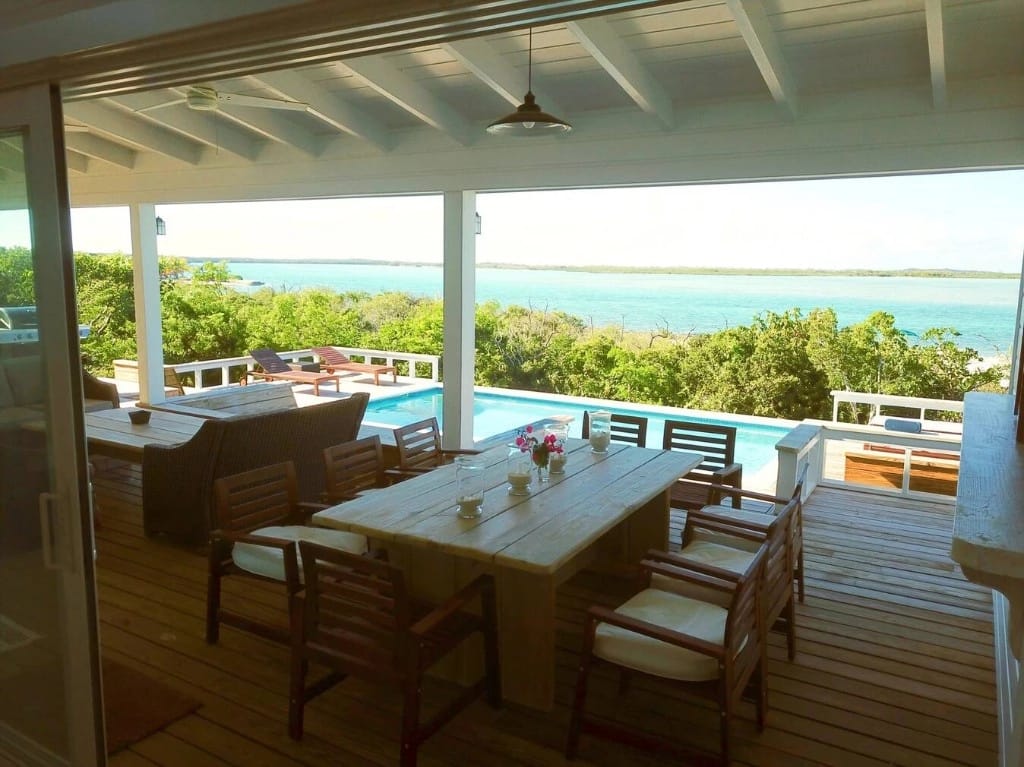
182,258,1017,279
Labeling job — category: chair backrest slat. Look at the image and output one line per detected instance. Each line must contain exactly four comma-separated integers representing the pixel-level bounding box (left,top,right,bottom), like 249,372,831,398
324,436,386,501
213,461,298,533
300,541,410,674
662,420,737,473
582,411,649,447
393,417,443,471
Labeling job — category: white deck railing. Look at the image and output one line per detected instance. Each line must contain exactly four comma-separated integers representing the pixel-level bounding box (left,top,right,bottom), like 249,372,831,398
831,389,964,423
776,418,961,503
168,347,439,391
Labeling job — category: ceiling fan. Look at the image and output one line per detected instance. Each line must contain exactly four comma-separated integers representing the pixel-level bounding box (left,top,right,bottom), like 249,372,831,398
136,85,308,114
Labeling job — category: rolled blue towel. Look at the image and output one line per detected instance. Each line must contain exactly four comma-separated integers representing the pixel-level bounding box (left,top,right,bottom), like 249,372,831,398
884,418,922,434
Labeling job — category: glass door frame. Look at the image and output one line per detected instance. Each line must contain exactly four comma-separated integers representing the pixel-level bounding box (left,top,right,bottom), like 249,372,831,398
0,82,104,765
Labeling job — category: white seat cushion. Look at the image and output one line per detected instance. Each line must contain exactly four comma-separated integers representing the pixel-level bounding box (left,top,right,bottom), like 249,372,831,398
594,588,728,682
232,525,367,581
651,540,757,606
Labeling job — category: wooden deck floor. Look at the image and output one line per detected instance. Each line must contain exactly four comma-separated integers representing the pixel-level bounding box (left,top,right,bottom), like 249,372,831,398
93,465,997,767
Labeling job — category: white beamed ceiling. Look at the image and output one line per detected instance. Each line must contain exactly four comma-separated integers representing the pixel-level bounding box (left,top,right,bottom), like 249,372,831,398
9,0,1024,203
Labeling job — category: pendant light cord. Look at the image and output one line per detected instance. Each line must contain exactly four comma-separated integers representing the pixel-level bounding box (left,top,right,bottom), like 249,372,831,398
527,28,533,93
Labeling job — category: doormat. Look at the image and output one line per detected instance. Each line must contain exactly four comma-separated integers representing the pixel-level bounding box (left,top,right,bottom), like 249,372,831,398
0,615,39,653
103,657,201,754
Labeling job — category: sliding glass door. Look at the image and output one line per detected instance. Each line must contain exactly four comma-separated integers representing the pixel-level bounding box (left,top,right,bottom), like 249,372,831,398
0,83,104,765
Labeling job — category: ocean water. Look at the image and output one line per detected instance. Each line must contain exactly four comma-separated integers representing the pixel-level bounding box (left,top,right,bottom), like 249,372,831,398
223,261,1019,356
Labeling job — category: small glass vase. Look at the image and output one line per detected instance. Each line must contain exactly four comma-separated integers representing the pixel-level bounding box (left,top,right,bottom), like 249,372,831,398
536,462,549,483
507,445,533,495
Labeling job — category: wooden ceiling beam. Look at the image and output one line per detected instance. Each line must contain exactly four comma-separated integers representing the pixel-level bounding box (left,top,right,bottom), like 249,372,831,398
65,149,90,175
567,17,671,128
45,1,683,101
338,56,473,146
925,0,948,109
252,69,394,152
725,0,798,118
63,132,136,169
443,36,564,115
63,102,204,165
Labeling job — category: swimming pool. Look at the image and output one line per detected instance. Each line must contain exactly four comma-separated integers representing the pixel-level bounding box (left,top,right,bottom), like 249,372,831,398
363,387,795,474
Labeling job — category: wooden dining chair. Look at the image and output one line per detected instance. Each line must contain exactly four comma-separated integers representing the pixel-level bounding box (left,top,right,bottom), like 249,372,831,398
289,541,502,766
663,489,800,659
322,435,390,504
704,473,807,604
662,420,743,511
206,461,368,646
390,417,478,480
581,410,648,447
566,545,767,766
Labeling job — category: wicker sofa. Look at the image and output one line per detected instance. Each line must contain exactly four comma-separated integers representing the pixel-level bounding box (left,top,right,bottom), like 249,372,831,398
142,392,369,544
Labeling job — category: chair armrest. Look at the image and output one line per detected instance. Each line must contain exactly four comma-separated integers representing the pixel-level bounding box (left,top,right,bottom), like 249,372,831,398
642,551,743,589
708,483,785,509
685,509,772,536
410,574,494,638
711,462,742,481
586,604,724,659
384,467,433,482
289,502,329,524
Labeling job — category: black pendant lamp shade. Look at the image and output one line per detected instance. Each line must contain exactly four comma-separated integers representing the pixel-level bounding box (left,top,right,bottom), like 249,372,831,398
486,29,571,136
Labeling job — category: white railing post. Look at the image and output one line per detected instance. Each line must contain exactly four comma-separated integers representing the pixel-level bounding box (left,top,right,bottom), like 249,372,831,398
776,423,823,499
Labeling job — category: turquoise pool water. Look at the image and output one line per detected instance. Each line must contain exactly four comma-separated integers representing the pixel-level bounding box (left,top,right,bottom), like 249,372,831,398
363,388,791,473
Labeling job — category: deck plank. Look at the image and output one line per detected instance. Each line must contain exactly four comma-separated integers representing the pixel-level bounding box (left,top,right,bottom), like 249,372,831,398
92,466,997,766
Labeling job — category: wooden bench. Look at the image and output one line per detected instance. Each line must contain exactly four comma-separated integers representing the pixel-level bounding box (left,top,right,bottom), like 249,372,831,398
113,359,186,397
844,446,960,496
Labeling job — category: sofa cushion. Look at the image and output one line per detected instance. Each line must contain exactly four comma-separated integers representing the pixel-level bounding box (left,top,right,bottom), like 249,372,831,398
232,525,367,581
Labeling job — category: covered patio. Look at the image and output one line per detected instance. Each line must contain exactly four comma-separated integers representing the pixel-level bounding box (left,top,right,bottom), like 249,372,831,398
1,1,1022,765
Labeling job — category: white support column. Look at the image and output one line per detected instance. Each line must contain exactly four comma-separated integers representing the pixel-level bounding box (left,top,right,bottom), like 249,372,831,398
128,203,165,406
441,191,476,449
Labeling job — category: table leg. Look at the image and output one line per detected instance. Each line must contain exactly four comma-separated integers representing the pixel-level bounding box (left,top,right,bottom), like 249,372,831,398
495,567,556,710
624,488,671,562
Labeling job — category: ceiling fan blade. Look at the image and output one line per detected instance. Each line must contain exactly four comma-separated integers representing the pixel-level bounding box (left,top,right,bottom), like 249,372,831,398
134,98,187,114
216,92,308,111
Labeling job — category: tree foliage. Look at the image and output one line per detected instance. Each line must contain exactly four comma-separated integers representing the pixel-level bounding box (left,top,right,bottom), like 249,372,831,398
1,249,1001,422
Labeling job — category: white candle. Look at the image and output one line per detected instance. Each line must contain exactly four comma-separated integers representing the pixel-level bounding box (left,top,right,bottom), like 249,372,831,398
590,431,611,452
456,495,483,518
507,471,531,494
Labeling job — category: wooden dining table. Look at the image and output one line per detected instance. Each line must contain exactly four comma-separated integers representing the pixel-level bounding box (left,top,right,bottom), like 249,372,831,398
313,437,702,711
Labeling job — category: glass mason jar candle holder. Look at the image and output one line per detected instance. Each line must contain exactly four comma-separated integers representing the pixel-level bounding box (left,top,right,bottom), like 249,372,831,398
455,455,486,518
546,423,569,474
506,445,534,495
588,410,612,453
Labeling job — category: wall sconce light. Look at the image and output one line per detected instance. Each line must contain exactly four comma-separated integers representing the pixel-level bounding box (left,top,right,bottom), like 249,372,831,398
475,212,482,235
155,216,166,236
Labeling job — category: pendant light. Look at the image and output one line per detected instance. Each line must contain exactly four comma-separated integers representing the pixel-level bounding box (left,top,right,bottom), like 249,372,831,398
486,28,572,136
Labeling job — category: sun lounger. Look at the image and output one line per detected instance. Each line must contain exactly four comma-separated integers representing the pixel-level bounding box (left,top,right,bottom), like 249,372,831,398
246,348,341,396
313,346,397,386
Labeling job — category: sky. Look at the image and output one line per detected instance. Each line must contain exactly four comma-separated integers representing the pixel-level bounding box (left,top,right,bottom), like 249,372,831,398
55,168,1024,272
